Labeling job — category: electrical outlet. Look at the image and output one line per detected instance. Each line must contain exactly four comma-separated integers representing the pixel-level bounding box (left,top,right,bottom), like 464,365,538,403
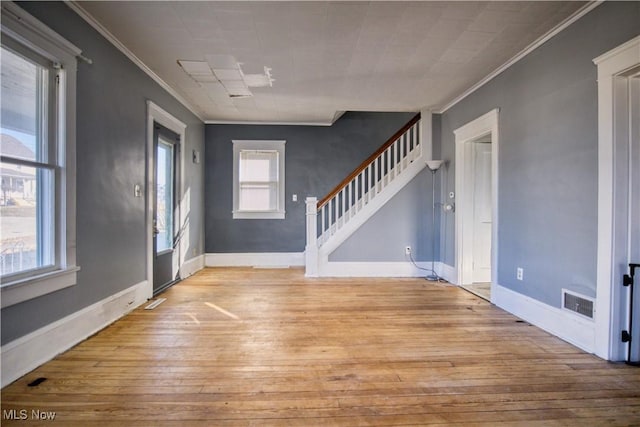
516,267,524,281
405,246,411,255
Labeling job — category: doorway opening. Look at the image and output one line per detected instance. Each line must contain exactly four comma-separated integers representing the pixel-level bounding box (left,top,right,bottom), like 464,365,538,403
594,36,640,361
146,101,186,299
153,124,180,295
454,109,499,303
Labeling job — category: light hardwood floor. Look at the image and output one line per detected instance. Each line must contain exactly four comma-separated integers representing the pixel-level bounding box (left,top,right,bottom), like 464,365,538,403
2,268,640,426
460,283,491,301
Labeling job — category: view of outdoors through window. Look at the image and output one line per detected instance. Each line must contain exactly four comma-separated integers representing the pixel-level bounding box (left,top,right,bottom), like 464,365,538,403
156,139,174,253
239,150,278,211
1,46,53,277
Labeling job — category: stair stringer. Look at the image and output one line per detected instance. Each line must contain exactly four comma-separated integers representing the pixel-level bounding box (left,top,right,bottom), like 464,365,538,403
317,153,427,276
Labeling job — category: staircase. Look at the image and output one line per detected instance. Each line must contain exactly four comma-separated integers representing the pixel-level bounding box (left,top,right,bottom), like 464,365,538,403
305,114,427,276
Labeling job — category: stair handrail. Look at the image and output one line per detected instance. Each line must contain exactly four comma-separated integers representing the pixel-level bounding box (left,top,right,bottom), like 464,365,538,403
316,113,421,209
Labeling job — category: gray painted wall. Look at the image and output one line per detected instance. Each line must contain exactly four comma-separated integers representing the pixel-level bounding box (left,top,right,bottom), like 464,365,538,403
1,2,205,345
329,168,433,262
205,112,415,253
437,1,639,307
329,115,444,263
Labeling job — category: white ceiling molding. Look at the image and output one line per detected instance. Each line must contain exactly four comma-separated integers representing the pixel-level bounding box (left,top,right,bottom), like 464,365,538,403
66,1,204,122
435,1,603,114
206,110,346,127
205,120,335,127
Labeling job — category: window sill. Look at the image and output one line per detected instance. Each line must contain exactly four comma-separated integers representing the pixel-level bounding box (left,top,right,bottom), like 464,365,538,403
1,266,80,308
233,210,285,220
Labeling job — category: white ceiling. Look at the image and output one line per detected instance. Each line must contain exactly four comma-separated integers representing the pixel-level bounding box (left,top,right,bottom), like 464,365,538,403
75,1,588,124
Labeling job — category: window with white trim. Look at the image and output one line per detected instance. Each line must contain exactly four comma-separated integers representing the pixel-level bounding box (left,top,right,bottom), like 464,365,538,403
0,2,79,308
232,140,285,219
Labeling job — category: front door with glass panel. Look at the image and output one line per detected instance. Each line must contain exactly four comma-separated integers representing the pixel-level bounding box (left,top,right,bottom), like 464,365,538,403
153,125,179,294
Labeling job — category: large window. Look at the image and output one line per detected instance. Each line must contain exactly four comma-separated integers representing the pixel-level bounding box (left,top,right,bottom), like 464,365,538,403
0,3,79,307
232,140,285,219
1,44,56,277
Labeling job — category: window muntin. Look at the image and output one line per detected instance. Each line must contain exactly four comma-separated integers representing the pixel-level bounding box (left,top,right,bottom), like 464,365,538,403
1,44,57,279
232,140,285,219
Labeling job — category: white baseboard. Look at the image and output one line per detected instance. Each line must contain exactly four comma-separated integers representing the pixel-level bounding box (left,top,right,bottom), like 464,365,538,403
436,262,457,284
319,261,434,277
1,280,148,388
493,283,595,354
314,260,457,280
205,252,304,268
180,254,205,279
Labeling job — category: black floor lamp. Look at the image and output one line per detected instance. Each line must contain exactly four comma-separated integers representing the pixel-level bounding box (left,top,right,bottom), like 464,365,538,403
426,160,444,281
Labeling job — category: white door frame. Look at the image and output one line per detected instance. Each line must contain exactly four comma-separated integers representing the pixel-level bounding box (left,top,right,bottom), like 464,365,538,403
146,101,186,299
454,109,499,298
594,36,640,360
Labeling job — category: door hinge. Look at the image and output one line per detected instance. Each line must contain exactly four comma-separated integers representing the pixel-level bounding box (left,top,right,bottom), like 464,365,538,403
624,273,634,287
624,263,639,287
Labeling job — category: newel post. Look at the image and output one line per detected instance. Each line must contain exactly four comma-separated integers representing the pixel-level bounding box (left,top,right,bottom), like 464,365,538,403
305,197,319,277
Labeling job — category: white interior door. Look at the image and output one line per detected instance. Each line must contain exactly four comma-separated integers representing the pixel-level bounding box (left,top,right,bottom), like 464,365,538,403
472,142,492,283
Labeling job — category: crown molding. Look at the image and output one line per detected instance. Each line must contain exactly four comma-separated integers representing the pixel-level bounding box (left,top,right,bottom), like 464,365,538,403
206,110,346,127
66,1,204,122
206,120,334,126
435,1,603,114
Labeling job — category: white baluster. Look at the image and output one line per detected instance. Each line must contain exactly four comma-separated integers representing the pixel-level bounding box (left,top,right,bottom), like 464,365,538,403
341,188,346,226
386,147,391,185
395,138,400,175
320,205,327,244
331,193,340,234
417,122,421,158
358,170,365,211
367,164,372,203
347,181,354,219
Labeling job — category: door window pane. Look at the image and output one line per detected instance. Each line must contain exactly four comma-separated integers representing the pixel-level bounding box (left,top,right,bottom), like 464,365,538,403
156,140,174,252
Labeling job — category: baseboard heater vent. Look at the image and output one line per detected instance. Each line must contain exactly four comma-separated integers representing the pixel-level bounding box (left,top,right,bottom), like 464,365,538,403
562,289,595,320
145,298,166,310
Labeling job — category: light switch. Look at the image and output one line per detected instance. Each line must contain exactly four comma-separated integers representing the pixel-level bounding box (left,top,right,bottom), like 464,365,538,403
292,194,297,202
134,184,142,198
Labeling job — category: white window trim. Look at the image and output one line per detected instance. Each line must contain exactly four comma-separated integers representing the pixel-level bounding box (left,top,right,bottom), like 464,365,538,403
0,2,80,308
232,140,286,220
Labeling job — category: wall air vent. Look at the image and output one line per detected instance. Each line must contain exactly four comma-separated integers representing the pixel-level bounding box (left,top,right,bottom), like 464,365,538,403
562,289,595,320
